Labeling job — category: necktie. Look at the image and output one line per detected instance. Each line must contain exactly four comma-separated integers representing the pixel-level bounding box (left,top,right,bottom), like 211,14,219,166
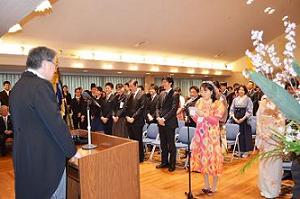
4,117,7,130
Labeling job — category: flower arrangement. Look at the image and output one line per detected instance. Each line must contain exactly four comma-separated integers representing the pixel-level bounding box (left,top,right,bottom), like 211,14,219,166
241,16,300,171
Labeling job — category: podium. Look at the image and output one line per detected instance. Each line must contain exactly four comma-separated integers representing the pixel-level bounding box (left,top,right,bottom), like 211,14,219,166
67,131,140,199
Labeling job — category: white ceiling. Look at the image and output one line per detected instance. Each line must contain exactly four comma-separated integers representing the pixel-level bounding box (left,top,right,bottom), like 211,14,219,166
1,0,300,65
0,0,45,36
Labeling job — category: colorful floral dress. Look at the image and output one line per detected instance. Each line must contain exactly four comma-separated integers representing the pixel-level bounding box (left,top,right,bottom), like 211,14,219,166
190,98,225,176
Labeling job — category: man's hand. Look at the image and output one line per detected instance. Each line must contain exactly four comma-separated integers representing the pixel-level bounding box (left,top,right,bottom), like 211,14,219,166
101,117,108,124
112,116,119,123
4,130,13,135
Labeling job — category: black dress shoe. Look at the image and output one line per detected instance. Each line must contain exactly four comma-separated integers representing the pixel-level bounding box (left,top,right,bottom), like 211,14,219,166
168,166,175,172
156,163,169,169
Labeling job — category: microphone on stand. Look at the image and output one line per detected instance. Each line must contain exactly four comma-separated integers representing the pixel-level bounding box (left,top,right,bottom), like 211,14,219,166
81,91,98,150
82,92,101,108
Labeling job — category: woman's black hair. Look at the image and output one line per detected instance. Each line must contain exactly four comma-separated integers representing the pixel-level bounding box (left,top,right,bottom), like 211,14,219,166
200,82,217,102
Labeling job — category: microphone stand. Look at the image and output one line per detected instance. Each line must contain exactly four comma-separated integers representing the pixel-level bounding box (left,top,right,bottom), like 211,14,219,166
184,107,195,199
82,100,97,150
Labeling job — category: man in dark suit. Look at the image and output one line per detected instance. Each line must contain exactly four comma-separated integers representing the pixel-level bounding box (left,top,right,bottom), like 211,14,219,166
9,47,76,199
183,86,200,127
100,82,115,135
70,87,87,129
156,76,179,172
125,80,147,163
145,84,159,124
0,81,11,106
0,105,13,156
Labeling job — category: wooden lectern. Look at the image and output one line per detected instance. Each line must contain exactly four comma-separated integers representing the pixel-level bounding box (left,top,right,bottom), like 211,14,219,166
67,131,140,199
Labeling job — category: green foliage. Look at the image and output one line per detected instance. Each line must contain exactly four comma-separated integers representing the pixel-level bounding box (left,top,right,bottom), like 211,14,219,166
247,70,300,123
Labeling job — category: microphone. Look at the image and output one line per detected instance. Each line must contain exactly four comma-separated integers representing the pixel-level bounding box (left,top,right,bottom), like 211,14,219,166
82,91,101,108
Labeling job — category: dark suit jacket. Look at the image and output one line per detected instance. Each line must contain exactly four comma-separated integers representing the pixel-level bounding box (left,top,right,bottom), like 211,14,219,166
146,94,159,124
100,93,115,118
0,90,9,106
112,93,127,118
184,95,200,127
156,89,179,129
125,90,147,126
9,71,76,199
0,115,13,135
70,96,86,119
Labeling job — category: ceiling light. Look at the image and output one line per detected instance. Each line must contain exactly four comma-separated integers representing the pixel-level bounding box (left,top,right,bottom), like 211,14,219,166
121,54,144,63
145,72,151,75
145,56,165,65
8,24,22,33
165,58,183,66
214,71,222,75
72,63,84,68
102,64,113,69
268,9,275,15
170,68,179,73
129,65,138,71
187,69,195,74
264,7,275,15
35,0,52,12
202,70,210,75
246,0,254,5
94,52,120,62
170,73,174,76
117,71,122,74
151,66,160,72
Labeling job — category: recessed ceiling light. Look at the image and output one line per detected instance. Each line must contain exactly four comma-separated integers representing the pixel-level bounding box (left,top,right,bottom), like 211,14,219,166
170,73,174,76
8,24,22,33
145,72,151,75
117,71,122,74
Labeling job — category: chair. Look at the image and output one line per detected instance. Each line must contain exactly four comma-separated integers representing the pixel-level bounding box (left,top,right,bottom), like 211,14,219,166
248,116,256,139
142,123,148,137
142,123,160,160
175,120,186,135
175,126,196,167
225,123,241,162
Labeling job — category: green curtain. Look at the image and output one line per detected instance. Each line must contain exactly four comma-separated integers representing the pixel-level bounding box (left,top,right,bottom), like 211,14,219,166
0,72,144,98
61,75,144,97
0,73,21,87
155,77,202,97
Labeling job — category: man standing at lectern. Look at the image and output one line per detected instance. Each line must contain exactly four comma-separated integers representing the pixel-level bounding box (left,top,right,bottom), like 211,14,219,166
10,46,76,199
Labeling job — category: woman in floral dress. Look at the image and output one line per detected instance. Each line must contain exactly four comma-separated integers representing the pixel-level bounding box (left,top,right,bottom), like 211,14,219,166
190,81,225,195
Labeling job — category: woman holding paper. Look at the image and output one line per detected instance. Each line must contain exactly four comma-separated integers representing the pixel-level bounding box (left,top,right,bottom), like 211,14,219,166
190,81,225,196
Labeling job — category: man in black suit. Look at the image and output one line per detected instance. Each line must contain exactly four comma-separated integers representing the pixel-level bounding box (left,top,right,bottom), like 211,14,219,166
125,80,147,163
0,105,13,156
70,87,87,129
9,47,76,199
0,81,11,106
146,84,159,124
100,82,115,135
183,86,200,127
156,76,179,172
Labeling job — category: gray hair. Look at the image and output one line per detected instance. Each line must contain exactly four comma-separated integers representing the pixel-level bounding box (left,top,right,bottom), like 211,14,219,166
26,46,56,69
